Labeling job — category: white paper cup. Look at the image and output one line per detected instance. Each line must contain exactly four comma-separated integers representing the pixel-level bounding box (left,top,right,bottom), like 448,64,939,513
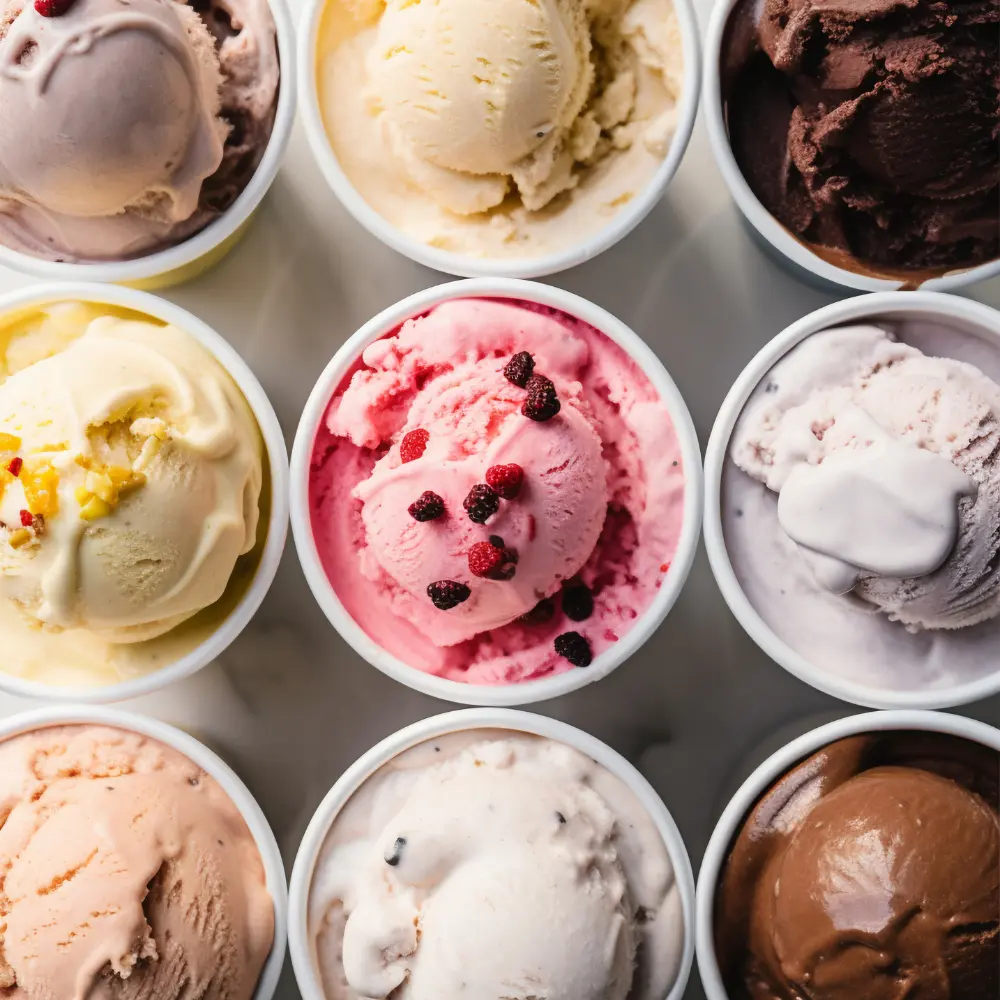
0,704,288,1000
0,283,289,704
290,278,703,707
297,0,701,279
0,0,297,291
695,709,1000,1000
705,291,1000,710
289,708,696,1000
703,0,1000,294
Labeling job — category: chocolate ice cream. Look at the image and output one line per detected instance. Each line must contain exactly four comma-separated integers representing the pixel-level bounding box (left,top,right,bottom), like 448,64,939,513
720,0,1000,279
714,731,1000,1000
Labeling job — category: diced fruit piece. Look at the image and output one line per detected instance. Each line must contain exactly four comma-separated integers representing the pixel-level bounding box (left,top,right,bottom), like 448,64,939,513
0,433,22,452
8,528,31,549
78,496,112,521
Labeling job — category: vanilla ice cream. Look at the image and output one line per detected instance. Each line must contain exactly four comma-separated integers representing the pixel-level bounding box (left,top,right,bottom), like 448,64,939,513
316,0,685,257
732,326,1000,632
0,301,264,686
309,730,685,1000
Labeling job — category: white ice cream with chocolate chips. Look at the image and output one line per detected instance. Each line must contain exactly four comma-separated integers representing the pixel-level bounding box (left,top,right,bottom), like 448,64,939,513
308,730,684,1000
732,325,1000,632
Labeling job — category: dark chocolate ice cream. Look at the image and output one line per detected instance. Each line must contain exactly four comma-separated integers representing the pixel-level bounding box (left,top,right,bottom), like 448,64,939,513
721,0,1000,278
714,731,1000,1000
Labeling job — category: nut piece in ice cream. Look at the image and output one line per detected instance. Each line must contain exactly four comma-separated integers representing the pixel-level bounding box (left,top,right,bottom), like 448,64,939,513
0,724,274,999
732,325,1000,631
0,301,262,642
0,0,280,263
309,732,685,1000
714,731,1000,1000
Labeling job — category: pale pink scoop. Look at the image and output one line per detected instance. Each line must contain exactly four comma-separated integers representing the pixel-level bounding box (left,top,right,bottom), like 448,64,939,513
309,298,686,685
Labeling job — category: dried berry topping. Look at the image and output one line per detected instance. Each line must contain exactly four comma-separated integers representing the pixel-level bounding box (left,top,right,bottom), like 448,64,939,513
488,535,505,549
6,457,21,477
408,491,445,522
521,374,561,422
562,583,594,622
427,580,471,610
503,352,535,387
30,512,44,535
485,463,524,499
464,483,500,524
19,510,33,528
400,428,429,463
519,597,556,625
34,0,75,14
468,540,518,580
555,631,592,667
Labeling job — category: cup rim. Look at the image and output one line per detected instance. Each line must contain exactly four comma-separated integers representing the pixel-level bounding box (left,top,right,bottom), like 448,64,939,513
0,0,297,285
702,0,1000,294
694,708,1000,1000
296,0,702,279
0,703,289,1000
0,282,289,703
290,277,703,707
288,707,696,1000
704,290,1000,710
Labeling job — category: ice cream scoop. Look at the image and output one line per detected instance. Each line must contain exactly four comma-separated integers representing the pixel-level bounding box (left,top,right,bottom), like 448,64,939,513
0,723,275,999
309,297,686,684
719,0,1000,277
714,730,1000,1000
732,324,1000,631
0,301,262,641
0,0,280,263
308,731,685,1000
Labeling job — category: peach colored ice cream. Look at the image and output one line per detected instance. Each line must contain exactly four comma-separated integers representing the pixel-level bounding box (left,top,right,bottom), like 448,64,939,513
0,724,274,999
308,297,685,684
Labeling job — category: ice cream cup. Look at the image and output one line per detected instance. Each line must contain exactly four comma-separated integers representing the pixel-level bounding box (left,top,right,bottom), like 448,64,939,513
289,708,696,1000
695,709,1000,1000
0,282,289,704
0,0,297,291
705,290,1000,710
297,0,701,279
290,278,703,707
0,703,288,1000
703,0,1000,294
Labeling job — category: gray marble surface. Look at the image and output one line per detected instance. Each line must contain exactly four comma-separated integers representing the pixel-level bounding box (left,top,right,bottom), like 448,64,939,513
0,0,998,996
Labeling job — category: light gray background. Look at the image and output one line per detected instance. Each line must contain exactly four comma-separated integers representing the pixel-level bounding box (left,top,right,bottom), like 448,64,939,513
1,0,999,996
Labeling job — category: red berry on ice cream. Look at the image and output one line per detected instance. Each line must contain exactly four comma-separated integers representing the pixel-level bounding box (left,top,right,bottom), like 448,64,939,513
408,491,445,521
486,464,524,499
427,580,471,610
400,429,429,463
468,541,504,577
6,457,22,477
522,374,561,422
555,631,592,667
34,0,75,15
504,352,535,387
19,510,33,527
464,484,500,524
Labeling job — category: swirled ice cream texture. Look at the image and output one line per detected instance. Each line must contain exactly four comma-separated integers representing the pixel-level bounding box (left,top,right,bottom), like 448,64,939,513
308,731,685,1000
0,0,279,262
732,325,1000,631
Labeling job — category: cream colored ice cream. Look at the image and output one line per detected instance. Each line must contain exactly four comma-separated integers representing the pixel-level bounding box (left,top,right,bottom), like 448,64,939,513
0,723,274,999
316,0,685,257
0,301,264,686
309,731,685,1000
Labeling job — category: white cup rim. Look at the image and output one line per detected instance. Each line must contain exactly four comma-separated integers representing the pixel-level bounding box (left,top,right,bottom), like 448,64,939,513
0,0,297,285
0,282,289,703
290,277,703,707
0,703,288,1000
296,0,702,279
702,0,1000,294
704,290,1000,710
288,708,696,1000
694,708,1000,1000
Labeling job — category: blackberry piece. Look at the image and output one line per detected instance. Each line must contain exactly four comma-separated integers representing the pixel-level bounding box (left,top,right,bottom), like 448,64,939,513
562,584,594,622
464,483,500,524
503,351,535,387
554,631,592,667
427,580,471,610
519,598,556,625
521,374,561,422
408,491,445,521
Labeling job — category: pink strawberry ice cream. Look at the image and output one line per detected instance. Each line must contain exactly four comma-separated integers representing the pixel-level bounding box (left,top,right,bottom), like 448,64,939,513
308,297,686,685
